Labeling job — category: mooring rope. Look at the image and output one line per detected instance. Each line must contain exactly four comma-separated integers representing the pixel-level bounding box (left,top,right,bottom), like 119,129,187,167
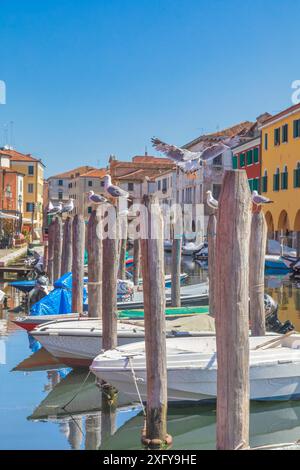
127,356,146,416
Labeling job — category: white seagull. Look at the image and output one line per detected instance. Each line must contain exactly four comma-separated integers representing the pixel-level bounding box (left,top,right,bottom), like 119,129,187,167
47,201,62,215
252,190,274,205
61,198,74,214
206,190,219,210
104,175,130,199
151,136,240,173
87,190,110,205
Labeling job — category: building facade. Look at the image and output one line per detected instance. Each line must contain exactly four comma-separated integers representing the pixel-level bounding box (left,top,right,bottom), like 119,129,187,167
260,103,300,249
232,137,261,192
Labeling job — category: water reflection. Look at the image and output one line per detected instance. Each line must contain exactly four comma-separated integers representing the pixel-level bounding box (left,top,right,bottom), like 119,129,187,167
265,274,300,331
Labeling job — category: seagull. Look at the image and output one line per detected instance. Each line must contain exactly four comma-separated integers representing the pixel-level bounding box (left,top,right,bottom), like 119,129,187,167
151,136,240,173
252,190,274,205
206,190,219,210
104,174,130,199
47,201,62,215
87,190,110,205
61,198,74,214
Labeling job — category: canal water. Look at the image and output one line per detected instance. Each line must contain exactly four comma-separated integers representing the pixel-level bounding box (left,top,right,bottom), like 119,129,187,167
1,258,300,450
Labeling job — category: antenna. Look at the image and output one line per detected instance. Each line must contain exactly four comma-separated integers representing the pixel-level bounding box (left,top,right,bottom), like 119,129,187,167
145,145,148,156
9,121,14,148
3,123,8,147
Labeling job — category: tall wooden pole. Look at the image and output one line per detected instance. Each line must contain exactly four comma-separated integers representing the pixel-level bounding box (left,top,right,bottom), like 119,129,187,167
171,236,181,307
47,219,55,285
207,214,217,317
61,216,73,275
249,211,267,336
133,238,141,286
53,216,62,282
72,214,85,315
102,207,119,350
118,216,128,280
215,170,252,450
140,195,170,449
88,210,103,318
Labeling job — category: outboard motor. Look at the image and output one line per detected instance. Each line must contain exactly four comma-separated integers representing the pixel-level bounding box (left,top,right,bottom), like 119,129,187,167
264,293,294,334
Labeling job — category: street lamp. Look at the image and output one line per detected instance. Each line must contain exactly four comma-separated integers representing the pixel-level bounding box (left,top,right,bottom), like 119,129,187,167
18,195,23,235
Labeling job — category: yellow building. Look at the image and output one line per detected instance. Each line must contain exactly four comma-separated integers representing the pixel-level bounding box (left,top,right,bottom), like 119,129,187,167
260,103,300,250
0,148,45,233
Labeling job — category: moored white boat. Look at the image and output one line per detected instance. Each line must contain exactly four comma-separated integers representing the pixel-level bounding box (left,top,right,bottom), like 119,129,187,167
31,314,215,367
90,334,300,402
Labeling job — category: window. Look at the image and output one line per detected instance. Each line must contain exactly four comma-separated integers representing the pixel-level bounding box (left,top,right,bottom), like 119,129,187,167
293,119,300,138
246,149,253,165
58,179,63,186
294,162,300,188
162,178,167,193
88,181,93,187
26,202,34,212
28,183,34,193
28,165,34,175
282,124,288,143
240,153,245,167
253,148,259,164
273,168,280,191
212,184,221,200
101,181,105,187
248,179,253,191
281,166,288,190
264,134,268,150
274,128,280,146
88,206,92,214
158,180,161,191
261,170,268,193
58,191,63,200
212,154,222,166
232,155,238,169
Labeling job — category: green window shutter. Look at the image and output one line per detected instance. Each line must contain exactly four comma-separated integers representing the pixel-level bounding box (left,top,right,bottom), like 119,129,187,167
232,156,238,169
274,174,279,191
294,169,297,188
253,148,259,163
240,153,245,167
247,150,253,165
253,179,259,191
248,179,253,191
261,176,268,193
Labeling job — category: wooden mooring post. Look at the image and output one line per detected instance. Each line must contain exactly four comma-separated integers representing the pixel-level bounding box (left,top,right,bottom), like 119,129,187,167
88,209,103,318
171,235,182,307
47,219,55,285
140,195,170,449
215,170,252,450
102,206,119,350
53,216,63,282
61,216,73,275
72,214,85,315
207,214,217,317
118,215,128,280
133,238,141,286
297,231,300,258
249,210,267,336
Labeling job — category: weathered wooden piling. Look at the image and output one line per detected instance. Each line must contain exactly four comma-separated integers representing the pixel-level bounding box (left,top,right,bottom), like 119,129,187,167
297,232,300,258
118,215,128,280
249,211,267,336
43,241,48,272
53,216,63,282
72,214,85,315
88,210,102,318
207,214,217,317
61,216,73,275
47,220,55,285
140,195,170,449
85,414,102,450
171,235,182,307
215,170,252,450
133,238,141,286
102,206,119,350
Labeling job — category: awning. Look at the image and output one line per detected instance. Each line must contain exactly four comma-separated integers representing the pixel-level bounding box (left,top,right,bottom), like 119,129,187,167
0,211,20,220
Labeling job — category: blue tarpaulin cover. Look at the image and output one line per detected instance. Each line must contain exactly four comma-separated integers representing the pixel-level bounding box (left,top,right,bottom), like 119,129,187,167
30,272,87,316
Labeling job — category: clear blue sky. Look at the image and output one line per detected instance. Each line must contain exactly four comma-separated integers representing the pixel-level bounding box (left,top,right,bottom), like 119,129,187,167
0,0,299,176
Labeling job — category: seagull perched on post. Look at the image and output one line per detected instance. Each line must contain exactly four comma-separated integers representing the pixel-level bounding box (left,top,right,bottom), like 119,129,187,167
151,136,240,174
87,190,111,205
252,190,274,205
47,201,62,215
61,198,74,214
206,190,219,210
104,175,130,199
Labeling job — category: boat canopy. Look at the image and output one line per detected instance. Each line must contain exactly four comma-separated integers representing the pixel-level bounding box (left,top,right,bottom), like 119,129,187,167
30,272,87,316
